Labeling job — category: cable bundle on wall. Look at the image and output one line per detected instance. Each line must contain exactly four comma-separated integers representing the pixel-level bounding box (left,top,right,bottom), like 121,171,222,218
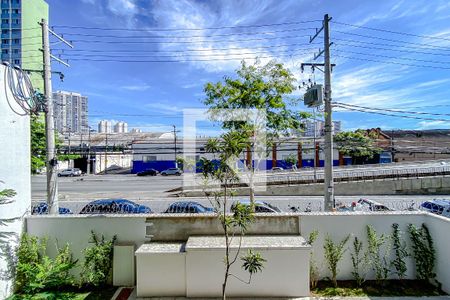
3,62,45,115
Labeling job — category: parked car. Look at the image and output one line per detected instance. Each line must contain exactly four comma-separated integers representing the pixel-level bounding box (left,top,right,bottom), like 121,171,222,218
164,201,214,214
271,167,284,172
79,199,152,214
232,200,282,213
355,198,392,211
32,202,72,215
160,168,182,176
58,168,82,177
420,199,450,217
137,168,158,176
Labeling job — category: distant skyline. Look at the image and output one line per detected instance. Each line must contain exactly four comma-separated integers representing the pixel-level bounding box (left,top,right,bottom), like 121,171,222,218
44,0,450,135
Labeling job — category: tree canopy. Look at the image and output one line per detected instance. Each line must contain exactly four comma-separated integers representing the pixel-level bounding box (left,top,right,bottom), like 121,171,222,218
334,130,382,162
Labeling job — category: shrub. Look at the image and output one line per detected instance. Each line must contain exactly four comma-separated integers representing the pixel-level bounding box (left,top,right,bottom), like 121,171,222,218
307,230,319,289
81,231,117,286
350,236,369,287
323,234,349,287
14,233,77,294
366,225,391,283
408,223,436,281
391,223,409,279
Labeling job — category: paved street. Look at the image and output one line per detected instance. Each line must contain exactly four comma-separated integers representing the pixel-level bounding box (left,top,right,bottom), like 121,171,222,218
31,174,450,213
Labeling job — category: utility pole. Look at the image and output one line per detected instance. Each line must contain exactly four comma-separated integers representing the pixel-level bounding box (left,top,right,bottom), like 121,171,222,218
304,14,334,211
87,126,91,175
323,14,334,211
105,132,108,174
42,18,58,214
173,125,177,167
40,18,73,214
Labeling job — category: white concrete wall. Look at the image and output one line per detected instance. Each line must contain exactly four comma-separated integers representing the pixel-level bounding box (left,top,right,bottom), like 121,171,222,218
0,65,31,298
25,212,450,294
94,153,132,174
423,214,450,292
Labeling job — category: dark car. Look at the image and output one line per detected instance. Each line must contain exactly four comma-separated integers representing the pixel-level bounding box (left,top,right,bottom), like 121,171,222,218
164,201,214,214
137,168,158,176
79,199,152,214
32,202,72,215
232,200,282,213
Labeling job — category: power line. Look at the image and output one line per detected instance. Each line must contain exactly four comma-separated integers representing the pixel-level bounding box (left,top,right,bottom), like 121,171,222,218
51,20,321,31
332,21,450,42
53,51,307,63
47,42,320,54
333,49,450,65
57,34,312,45
334,104,450,121
334,30,450,50
333,102,450,117
58,27,317,39
333,54,450,70
23,48,311,60
333,37,450,52
334,42,450,57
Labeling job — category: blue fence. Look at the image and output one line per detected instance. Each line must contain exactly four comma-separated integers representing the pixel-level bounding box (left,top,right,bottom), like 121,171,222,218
133,159,341,173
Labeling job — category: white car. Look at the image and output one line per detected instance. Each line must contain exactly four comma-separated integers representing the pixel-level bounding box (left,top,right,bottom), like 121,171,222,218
58,168,82,177
160,168,182,176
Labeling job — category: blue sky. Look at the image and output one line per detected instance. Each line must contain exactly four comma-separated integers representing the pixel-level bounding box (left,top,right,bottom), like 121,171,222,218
45,0,450,135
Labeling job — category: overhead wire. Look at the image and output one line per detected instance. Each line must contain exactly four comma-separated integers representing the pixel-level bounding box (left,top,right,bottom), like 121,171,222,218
51,20,322,31
331,21,450,42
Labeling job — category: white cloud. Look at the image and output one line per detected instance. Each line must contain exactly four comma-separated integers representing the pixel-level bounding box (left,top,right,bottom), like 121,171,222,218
121,84,151,91
107,0,137,16
144,102,183,114
417,120,450,130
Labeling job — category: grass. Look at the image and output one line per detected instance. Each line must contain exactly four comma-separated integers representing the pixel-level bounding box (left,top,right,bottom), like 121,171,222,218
7,286,117,300
312,280,447,297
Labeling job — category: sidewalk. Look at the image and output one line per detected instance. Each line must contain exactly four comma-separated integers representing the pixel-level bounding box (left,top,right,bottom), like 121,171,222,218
112,288,450,300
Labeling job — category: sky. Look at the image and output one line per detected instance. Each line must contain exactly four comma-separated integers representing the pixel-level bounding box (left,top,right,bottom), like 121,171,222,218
43,0,450,135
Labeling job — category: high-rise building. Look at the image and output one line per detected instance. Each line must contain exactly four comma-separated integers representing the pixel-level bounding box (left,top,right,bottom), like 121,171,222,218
114,121,128,133
53,91,88,135
301,120,342,137
1,0,48,92
98,120,112,133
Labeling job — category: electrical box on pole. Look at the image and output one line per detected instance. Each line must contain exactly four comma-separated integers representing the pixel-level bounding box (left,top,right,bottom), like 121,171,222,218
303,84,323,107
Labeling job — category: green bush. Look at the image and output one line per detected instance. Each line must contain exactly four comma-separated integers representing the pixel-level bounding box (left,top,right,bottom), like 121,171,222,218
323,234,349,287
14,233,77,294
307,230,319,289
391,223,409,279
408,223,436,281
350,236,368,287
366,225,391,283
81,231,117,286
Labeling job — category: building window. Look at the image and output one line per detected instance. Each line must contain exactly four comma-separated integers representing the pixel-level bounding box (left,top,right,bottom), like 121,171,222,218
12,38,19,44
2,19,8,24
1,29,7,34
13,9,19,14
13,48,18,53
12,19,19,24
14,59,19,64
2,49,7,54
2,9,9,14
143,155,157,162
2,39,8,44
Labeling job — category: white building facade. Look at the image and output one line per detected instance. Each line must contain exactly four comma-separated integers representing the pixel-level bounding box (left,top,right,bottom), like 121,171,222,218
114,121,128,133
53,91,88,134
98,120,112,133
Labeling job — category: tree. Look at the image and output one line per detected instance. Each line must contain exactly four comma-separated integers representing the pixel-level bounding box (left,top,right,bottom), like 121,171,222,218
283,153,298,170
200,131,265,300
30,115,80,174
30,116,47,174
203,60,309,204
334,130,382,164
